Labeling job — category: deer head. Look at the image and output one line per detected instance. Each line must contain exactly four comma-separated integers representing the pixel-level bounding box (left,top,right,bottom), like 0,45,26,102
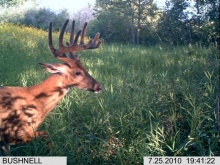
41,19,102,93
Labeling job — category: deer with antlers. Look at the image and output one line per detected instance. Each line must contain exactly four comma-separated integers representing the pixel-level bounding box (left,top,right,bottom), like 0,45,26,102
0,20,102,150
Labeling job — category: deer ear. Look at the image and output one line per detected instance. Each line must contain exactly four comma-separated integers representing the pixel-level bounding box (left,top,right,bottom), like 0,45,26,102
39,63,66,74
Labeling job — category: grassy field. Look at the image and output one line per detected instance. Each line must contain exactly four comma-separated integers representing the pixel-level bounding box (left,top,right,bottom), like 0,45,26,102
0,23,219,164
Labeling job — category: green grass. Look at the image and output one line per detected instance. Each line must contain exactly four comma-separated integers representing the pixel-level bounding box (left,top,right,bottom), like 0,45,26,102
0,23,219,164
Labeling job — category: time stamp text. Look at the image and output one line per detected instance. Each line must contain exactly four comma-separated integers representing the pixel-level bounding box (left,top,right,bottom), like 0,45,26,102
144,157,220,165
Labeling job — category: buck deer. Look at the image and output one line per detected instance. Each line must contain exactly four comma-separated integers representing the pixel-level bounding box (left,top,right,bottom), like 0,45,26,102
0,19,102,149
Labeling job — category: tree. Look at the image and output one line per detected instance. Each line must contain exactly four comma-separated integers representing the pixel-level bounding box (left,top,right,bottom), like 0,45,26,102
91,10,131,43
19,8,70,30
93,0,132,43
190,0,219,45
93,0,159,44
157,0,191,44
156,0,219,45
0,0,33,8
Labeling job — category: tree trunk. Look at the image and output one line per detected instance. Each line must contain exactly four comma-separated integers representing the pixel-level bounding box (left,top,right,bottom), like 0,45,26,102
129,1,135,44
131,14,135,44
137,0,141,45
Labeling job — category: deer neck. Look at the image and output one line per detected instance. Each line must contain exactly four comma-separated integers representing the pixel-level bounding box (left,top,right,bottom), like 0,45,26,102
28,73,70,115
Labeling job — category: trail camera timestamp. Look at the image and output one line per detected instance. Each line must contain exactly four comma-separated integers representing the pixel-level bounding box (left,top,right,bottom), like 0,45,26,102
186,158,215,164
144,157,219,165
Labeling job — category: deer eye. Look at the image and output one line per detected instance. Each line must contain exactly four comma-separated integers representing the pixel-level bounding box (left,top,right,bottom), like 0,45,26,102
75,72,81,76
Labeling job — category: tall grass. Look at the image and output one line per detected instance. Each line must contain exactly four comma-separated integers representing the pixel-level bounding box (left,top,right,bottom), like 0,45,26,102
0,24,219,164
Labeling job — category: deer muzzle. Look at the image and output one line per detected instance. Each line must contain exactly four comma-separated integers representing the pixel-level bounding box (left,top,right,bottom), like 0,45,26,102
93,84,102,93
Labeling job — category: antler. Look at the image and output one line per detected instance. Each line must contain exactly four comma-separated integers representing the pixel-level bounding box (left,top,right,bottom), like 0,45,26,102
49,19,102,62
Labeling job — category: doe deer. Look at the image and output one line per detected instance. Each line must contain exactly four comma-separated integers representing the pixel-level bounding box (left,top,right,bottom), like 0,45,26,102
0,20,102,148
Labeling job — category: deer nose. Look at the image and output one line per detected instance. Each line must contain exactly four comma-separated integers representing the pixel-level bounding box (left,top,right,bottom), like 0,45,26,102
94,84,102,93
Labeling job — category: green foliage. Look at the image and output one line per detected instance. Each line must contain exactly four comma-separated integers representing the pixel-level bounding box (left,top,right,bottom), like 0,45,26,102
94,0,158,45
0,6,70,31
19,8,70,31
157,0,189,44
157,0,219,45
0,23,50,85
0,2,93,33
0,24,219,163
0,0,29,7
92,0,219,46
90,11,131,43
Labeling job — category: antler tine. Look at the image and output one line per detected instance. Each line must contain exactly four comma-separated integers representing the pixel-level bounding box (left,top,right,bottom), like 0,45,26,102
79,22,102,49
88,33,103,49
80,22,88,45
48,22,55,55
73,30,82,45
59,19,69,48
70,20,75,45
70,20,83,46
